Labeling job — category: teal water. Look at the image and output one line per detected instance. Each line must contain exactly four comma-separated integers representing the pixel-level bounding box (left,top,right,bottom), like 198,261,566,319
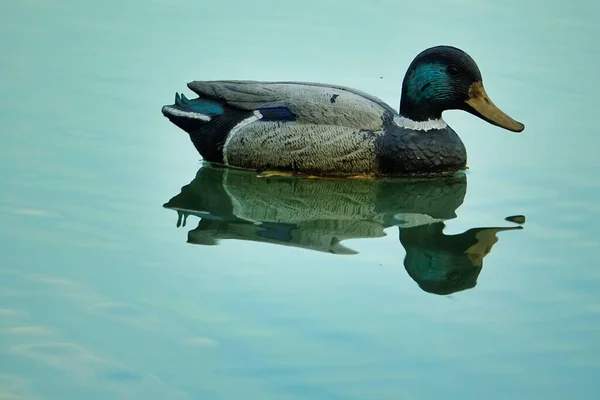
1,1,599,399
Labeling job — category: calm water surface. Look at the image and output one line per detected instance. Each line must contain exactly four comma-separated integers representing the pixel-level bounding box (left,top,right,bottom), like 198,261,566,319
1,1,599,399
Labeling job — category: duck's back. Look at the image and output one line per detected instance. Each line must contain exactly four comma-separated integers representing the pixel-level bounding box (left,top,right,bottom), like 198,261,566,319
186,80,396,130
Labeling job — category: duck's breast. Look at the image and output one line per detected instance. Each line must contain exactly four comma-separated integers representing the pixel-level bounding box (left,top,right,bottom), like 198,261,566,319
374,126,467,174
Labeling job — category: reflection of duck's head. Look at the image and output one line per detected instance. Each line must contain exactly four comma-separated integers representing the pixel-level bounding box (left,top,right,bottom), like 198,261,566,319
400,223,522,295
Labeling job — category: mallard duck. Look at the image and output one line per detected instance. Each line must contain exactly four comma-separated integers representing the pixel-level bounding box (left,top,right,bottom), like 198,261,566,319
161,45,524,176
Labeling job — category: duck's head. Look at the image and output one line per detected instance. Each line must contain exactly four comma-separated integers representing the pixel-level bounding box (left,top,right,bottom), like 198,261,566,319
399,45,524,133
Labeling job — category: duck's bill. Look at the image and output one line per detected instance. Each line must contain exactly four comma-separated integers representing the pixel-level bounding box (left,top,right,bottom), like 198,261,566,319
464,82,524,133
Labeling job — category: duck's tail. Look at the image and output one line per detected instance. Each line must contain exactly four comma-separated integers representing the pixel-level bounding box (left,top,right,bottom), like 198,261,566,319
162,92,224,127
161,93,253,163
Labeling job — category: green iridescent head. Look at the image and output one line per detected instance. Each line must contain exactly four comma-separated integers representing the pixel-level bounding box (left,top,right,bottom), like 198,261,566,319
400,45,524,133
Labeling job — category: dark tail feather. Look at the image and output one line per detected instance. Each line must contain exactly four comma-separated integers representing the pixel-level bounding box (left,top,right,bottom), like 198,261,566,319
162,93,224,126
161,92,254,163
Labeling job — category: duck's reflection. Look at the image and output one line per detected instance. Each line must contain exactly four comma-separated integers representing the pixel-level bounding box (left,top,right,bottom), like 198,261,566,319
163,164,523,295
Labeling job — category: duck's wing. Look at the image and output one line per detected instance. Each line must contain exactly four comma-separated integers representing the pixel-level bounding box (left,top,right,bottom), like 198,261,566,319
187,80,397,131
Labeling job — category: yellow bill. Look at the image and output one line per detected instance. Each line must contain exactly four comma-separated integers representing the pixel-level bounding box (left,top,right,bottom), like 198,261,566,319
465,81,525,133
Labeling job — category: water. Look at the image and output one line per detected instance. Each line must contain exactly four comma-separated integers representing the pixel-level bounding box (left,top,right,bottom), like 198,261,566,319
1,0,599,399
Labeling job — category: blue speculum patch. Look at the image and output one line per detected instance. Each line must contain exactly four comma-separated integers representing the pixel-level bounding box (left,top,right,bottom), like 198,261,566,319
258,106,296,121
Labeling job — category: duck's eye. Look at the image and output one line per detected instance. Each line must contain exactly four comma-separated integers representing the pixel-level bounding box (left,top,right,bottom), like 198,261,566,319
446,65,459,77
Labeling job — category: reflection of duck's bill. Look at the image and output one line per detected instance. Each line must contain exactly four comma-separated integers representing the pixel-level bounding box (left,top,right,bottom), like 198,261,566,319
466,225,523,264
464,81,524,133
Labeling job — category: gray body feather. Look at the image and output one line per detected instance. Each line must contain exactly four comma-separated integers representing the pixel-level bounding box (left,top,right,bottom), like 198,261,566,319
187,80,395,131
225,122,381,174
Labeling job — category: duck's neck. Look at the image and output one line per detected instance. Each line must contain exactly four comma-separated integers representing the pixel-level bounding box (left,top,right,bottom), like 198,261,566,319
399,90,445,129
394,115,448,131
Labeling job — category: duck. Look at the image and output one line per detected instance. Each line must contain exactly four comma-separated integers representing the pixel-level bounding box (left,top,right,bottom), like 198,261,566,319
161,45,524,177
